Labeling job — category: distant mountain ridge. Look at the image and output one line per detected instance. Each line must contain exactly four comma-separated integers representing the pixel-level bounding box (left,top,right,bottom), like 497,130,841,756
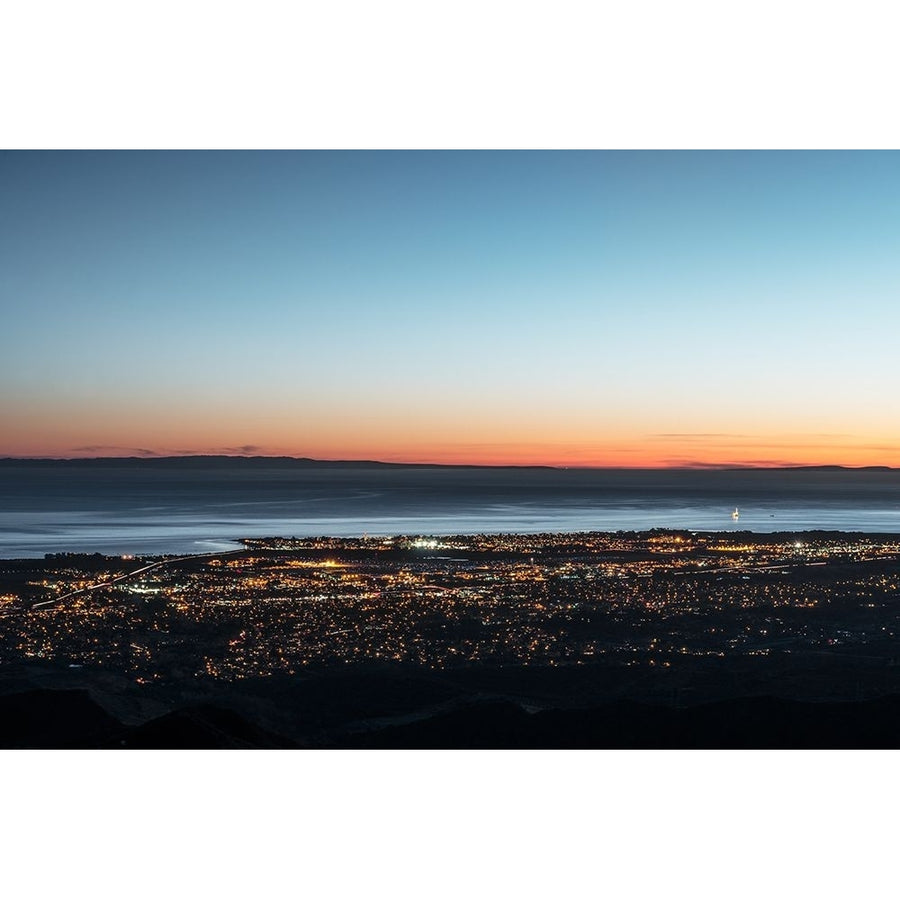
0,456,895,472
0,455,555,470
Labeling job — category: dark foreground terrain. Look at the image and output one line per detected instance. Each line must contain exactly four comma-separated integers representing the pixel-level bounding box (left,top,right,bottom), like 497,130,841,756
5,655,900,749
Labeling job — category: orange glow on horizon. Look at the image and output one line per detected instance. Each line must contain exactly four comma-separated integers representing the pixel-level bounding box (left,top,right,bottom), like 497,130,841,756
5,441,900,469
3,400,898,468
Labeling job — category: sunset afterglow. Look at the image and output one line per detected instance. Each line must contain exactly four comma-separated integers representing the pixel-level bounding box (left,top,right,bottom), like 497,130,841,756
3,150,899,467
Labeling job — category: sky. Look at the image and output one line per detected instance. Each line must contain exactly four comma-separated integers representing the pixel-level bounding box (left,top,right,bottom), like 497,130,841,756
2,149,899,467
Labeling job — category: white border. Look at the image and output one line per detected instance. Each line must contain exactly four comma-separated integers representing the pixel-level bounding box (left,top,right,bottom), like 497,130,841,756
3,1,898,896
3,0,900,149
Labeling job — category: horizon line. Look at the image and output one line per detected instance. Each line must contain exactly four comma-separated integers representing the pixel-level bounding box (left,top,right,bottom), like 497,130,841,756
1,454,896,472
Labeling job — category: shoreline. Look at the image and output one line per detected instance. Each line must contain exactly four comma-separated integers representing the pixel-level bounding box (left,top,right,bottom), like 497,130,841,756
6,525,900,563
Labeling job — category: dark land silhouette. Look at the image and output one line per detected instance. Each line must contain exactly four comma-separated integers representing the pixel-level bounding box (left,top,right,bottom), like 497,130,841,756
7,665,900,749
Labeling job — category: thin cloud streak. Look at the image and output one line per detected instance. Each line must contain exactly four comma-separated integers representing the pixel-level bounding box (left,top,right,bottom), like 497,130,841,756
71,445,161,457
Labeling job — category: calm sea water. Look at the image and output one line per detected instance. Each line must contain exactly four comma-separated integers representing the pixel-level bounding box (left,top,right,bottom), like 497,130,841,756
2,461,900,558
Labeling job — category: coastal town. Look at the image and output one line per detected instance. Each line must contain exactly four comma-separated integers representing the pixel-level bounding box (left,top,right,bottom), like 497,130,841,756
3,530,900,688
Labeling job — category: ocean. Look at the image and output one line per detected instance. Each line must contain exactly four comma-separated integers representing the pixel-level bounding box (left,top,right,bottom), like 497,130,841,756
1,459,900,558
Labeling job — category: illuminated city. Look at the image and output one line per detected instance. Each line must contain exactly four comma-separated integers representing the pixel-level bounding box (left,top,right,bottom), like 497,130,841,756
4,527,900,747
7,529,900,677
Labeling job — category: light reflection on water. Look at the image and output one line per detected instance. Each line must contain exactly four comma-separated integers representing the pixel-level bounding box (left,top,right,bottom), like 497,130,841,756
3,464,900,557
2,502,899,558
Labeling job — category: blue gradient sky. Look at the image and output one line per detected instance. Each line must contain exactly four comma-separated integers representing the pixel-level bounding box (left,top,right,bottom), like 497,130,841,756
2,150,899,465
